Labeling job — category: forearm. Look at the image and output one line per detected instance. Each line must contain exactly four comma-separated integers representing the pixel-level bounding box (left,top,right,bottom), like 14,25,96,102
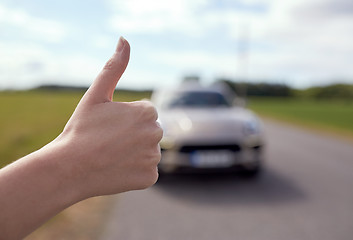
0,140,81,240
0,37,162,239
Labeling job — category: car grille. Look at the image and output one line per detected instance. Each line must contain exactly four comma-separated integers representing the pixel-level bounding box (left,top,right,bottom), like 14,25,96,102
179,144,241,153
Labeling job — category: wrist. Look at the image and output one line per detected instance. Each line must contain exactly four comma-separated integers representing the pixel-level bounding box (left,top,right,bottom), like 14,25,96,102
41,135,87,204
0,136,85,239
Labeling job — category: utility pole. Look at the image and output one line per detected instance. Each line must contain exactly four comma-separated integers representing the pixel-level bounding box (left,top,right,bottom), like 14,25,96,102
237,23,250,99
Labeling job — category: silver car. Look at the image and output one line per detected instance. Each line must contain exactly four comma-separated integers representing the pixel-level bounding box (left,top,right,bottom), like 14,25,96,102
152,84,265,177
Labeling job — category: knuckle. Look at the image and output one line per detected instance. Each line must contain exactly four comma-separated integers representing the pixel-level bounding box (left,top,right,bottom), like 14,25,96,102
132,101,158,121
155,126,163,142
103,58,115,70
144,102,158,120
103,54,124,71
136,168,159,190
146,125,163,144
147,145,161,160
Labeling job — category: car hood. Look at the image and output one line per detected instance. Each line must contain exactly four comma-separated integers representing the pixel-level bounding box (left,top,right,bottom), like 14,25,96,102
158,107,258,141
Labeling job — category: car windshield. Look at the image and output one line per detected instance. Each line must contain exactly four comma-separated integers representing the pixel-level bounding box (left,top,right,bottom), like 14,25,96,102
166,91,231,108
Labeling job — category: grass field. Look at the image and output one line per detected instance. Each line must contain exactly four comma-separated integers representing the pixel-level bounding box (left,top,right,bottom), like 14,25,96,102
248,97,353,138
0,90,151,168
1,92,352,169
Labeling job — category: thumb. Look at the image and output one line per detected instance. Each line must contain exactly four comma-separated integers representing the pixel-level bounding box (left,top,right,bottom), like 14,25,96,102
81,37,130,105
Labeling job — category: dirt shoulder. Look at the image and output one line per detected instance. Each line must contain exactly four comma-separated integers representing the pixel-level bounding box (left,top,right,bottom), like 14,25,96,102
25,195,117,240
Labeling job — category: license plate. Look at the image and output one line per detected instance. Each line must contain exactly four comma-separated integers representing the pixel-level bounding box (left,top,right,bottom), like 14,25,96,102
191,151,234,168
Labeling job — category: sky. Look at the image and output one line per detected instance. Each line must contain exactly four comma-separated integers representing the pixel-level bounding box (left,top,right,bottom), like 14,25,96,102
0,0,353,90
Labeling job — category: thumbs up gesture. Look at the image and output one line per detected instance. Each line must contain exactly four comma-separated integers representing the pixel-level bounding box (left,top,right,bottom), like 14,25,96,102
0,37,163,239
56,37,163,198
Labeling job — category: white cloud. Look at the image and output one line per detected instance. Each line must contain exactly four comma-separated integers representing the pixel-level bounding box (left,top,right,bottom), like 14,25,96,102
108,0,220,36
0,3,67,43
106,0,353,88
258,0,353,86
90,35,116,49
1,0,353,90
0,41,102,89
119,69,177,90
149,49,236,75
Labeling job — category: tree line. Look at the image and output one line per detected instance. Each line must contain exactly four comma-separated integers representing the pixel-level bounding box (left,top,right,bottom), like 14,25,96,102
33,80,353,100
218,79,353,100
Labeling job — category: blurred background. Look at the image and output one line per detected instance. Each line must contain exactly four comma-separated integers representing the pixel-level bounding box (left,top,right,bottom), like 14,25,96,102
1,0,353,90
1,0,353,239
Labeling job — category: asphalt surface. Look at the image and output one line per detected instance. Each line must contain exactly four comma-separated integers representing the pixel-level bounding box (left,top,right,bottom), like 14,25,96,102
101,120,353,240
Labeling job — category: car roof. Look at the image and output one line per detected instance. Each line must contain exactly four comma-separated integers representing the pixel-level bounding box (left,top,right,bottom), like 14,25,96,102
151,82,237,109
152,82,236,104
156,83,224,94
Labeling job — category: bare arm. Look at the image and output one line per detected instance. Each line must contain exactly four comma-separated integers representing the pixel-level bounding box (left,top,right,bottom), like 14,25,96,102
0,37,162,240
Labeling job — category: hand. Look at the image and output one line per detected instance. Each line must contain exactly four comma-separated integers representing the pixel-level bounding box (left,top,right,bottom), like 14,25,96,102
0,37,162,239
53,37,163,198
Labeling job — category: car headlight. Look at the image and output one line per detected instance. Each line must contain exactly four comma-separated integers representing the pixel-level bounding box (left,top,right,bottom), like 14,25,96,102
243,120,260,135
178,117,192,132
157,119,176,149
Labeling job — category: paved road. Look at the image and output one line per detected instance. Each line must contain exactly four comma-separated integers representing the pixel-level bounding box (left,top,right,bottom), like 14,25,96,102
101,120,353,240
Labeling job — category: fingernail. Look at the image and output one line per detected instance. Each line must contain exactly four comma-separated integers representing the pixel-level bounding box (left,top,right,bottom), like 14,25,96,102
116,36,125,52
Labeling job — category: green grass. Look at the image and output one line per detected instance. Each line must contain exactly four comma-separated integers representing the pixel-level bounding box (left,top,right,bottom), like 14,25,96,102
248,97,353,137
1,92,352,168
0,90,150,168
